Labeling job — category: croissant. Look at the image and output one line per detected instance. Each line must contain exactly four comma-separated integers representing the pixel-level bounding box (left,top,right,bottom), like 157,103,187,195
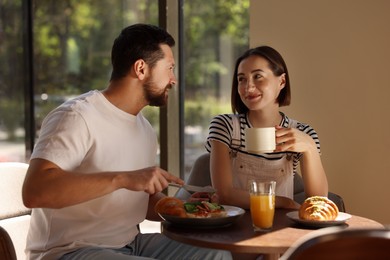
155,197,187,218
299,196,339,221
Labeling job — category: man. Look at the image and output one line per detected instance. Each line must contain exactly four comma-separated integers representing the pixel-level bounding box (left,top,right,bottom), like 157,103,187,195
22,24,232,260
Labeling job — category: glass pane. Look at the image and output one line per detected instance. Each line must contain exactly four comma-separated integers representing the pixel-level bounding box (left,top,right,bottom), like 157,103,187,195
183,0,249,179
33,0,159,139
0,0,160,162
0,0,26,162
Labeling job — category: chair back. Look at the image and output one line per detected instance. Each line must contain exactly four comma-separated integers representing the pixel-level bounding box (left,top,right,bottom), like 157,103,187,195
0,226,17,260
185,153,212,187
281,227,390,260
293,173,346,212
0,162,31,260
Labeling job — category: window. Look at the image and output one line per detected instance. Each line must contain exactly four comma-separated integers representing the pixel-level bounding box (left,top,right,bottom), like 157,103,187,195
0,0,159,162
182,0,249,179
0,0,249,180
33,0,160,141
0,0,26,162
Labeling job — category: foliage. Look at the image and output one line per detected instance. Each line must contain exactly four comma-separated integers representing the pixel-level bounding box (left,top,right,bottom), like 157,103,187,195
32,0,157,96
183,0,249,92
0,99,24,141
182,0,248,133
185,97,231,127
143,97,231,130
0,0,248,142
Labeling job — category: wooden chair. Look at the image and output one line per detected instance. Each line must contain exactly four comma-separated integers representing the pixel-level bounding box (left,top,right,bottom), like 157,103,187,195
280,227,390,260
178,153,346,212
0,162,31,260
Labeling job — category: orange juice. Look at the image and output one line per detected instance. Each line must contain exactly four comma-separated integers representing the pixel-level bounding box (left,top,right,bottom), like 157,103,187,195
250,194,275,229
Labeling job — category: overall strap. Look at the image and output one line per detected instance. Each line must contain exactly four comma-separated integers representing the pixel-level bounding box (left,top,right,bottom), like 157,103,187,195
230,114,241,157
286,118,299,161
288,118,298,128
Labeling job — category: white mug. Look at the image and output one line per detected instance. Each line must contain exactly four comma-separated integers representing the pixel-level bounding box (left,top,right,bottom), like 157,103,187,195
245,127,276,153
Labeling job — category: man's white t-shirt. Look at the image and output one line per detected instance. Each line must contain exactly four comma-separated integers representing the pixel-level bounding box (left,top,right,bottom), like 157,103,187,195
26,90,158,259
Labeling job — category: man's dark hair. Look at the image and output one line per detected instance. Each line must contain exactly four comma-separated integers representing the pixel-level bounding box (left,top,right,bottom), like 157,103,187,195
110,23,175,81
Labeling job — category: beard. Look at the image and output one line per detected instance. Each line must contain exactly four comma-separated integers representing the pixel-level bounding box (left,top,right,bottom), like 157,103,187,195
143,76,172,107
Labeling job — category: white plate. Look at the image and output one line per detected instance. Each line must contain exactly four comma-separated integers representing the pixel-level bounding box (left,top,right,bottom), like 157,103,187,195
159,205,245,228
286,211,352,228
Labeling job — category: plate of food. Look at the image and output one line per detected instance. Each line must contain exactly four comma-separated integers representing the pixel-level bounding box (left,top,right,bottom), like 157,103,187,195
286,211,351,228
155,192,245,228
286,196,351,228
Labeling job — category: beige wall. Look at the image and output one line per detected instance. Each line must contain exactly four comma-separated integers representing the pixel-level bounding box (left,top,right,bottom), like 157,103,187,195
250,0,390,225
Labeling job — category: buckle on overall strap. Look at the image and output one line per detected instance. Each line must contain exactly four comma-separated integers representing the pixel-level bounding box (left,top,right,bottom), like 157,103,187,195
230,138,241,158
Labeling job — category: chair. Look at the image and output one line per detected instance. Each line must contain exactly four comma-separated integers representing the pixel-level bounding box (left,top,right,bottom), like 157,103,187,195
175,153,212,199
280,227,390,260
0,162,31,260
179,153,346,212
0,226,17,260
293,173,346,212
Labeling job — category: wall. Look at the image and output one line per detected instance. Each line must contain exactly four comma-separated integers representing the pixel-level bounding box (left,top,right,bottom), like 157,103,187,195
250,0,390,225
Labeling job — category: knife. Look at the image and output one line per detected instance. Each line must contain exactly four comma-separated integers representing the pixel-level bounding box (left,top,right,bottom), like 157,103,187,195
169,183,216,193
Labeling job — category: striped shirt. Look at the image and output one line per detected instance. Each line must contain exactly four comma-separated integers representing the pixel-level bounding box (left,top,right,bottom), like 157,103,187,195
205,112,321,175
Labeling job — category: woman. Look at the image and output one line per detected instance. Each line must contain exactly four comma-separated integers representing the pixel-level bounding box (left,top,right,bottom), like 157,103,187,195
206,46,328,209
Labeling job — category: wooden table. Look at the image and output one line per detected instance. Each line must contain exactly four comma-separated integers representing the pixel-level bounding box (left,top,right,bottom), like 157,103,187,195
161,209,383,260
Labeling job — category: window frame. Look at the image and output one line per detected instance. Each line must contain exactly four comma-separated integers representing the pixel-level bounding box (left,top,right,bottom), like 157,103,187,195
21,0,184,177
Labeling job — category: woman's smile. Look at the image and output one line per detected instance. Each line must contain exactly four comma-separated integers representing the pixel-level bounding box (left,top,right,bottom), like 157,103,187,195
245,93,261,101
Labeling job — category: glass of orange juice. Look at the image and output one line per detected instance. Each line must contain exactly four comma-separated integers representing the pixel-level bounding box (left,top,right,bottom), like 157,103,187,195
249,180,276,231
